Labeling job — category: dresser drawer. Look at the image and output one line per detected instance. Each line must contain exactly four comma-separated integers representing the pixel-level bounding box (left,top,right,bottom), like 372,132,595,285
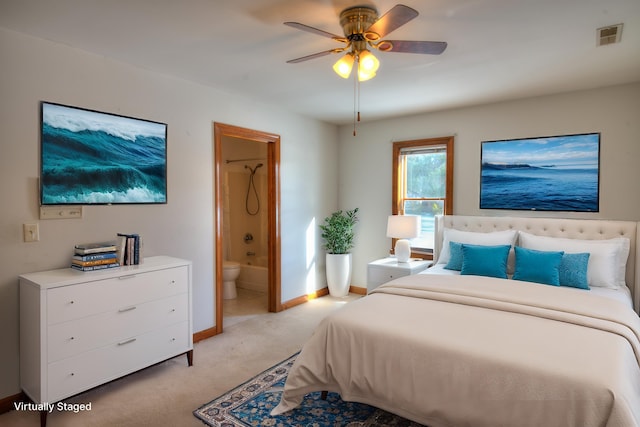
47,266,188,325
47,321,190,403
48,293,188,362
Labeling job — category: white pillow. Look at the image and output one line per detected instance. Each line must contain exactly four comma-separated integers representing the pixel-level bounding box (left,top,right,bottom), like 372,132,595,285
518,231,630,289
437,228,518,267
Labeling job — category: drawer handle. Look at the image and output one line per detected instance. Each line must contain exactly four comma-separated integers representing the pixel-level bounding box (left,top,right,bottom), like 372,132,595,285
118,338,137,346
118,306,137,313
118,274,137,280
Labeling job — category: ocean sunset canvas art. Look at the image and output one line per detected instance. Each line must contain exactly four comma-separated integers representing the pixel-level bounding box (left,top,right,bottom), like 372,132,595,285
480,133,600,212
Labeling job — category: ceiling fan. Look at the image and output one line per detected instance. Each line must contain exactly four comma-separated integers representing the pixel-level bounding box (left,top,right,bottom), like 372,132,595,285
284,4,447,81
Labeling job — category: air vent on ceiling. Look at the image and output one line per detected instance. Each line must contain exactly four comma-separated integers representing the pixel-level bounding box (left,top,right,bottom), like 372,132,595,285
597,23,623,46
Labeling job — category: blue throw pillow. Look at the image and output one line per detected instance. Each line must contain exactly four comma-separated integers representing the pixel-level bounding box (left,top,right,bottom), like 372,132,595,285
444,241,464,271
512,246,564,286
559,252,590,290
460,244,511,279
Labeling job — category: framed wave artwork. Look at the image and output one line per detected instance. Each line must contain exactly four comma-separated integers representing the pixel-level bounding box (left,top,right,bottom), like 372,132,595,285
40,102,167,205
480,133,600,212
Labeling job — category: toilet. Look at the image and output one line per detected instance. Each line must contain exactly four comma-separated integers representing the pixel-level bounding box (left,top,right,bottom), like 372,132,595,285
222,261,241,299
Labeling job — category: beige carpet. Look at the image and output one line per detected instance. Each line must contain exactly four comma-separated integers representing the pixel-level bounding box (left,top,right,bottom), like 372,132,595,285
1,292,360,427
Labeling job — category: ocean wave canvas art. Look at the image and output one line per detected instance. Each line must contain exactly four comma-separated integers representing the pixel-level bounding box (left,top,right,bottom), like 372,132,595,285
480,133,600,212
41,102,167,205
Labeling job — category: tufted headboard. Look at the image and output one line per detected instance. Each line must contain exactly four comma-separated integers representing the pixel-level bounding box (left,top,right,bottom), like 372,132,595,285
434,215,639,314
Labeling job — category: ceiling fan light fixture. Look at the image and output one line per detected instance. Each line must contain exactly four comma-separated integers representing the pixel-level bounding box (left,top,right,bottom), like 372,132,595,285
358,49,380,74
333,52,355,78
357,69,376,82
284,4,448,135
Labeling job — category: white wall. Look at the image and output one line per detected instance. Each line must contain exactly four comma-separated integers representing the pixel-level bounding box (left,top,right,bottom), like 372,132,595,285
0,27,338,398
338,83,640,288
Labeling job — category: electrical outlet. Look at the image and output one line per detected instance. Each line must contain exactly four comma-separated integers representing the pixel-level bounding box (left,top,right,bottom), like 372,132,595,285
23,223,39,242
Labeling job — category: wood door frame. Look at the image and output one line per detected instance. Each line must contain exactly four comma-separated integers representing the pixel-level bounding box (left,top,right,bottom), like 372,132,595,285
213,122,282,334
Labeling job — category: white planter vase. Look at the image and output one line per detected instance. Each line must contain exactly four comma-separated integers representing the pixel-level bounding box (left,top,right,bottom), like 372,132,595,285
326,253,352,297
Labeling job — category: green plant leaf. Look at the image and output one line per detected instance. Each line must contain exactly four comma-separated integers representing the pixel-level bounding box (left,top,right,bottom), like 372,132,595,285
319,208,359,254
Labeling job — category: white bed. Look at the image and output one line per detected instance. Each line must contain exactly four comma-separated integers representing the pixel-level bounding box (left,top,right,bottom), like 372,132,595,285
273,215,640,427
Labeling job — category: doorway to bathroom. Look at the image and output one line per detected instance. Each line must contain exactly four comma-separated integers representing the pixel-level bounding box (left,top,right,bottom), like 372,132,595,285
213,122,281,333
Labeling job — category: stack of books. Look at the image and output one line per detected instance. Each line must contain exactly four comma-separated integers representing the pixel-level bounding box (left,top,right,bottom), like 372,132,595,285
117,233,143,266
72,241,120,271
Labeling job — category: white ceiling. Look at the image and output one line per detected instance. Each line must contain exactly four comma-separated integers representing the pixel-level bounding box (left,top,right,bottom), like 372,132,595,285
1,0,639,125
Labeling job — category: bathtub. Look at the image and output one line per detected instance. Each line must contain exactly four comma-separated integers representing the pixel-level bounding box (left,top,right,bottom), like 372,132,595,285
237,262,268,293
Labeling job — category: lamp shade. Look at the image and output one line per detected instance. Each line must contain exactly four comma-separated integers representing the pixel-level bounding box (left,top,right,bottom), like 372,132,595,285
333,52,355,79
357,50,379,81
358,50,380,74
357,69,376,82
386,215,420,239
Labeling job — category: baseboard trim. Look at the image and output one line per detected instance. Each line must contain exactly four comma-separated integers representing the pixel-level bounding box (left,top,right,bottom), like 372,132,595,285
281,287,330,310
0,391,24,414
349,285,366,295
193,326,219,343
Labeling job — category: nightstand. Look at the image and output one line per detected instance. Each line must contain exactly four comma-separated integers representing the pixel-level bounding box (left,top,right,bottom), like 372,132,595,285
367,257,432,293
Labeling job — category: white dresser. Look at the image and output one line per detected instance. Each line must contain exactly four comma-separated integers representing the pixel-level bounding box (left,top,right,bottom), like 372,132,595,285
19,256,193,417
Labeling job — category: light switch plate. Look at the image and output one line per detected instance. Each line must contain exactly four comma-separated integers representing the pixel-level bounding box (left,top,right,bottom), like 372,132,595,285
23,223,39,242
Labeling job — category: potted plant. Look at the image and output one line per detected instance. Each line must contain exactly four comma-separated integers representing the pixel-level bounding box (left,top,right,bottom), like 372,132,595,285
319,208,359,297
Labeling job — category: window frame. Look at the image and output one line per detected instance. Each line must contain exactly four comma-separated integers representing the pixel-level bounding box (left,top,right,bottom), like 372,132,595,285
392,136,454,259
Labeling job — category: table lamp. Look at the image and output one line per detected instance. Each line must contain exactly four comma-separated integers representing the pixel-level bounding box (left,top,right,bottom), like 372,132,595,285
386,215,421,262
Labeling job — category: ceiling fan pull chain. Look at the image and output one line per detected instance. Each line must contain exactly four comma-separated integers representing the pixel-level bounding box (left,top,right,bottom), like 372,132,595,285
353,56,358,136
357,65,361,123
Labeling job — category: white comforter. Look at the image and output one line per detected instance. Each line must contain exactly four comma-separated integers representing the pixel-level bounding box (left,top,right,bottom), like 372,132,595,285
272,273,640,427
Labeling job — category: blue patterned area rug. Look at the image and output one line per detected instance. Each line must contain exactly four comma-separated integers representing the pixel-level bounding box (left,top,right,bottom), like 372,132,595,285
193,352,424,426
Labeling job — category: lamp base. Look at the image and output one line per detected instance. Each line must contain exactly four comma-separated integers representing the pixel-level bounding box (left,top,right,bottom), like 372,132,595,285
394,239,412,263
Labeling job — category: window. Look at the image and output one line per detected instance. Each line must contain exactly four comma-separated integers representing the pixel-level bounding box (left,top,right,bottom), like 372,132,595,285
392,136,454,258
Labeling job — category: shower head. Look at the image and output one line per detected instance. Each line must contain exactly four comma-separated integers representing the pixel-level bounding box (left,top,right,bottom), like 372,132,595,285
245,163,264,174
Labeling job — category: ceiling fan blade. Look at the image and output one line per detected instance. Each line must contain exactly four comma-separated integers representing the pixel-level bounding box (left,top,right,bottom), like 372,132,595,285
284,22,346,42
381,40,447,55
286,49,342,64
365,4,418,39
